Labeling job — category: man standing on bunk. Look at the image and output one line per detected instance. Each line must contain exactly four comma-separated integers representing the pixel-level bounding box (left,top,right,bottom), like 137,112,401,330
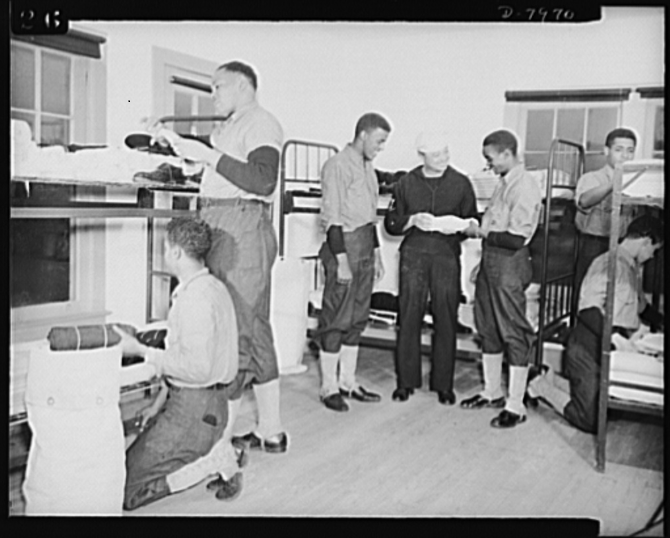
148,61,289,473
527,215,663,433
461,129,542,428
315,112,391,412
574,128,637,296
383,131,478,405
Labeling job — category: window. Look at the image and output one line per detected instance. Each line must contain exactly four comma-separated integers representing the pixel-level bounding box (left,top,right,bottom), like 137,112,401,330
523,105,620,172
652,105,664,159
11,42,74,310
10,30,107,343
11,43,73,145
172,82,216,137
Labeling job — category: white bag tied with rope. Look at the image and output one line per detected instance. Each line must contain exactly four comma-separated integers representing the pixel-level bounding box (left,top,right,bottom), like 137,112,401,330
22,343,126,515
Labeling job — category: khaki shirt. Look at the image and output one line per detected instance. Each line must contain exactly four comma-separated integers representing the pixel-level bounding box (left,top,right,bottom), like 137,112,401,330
480,163,542,245
147,268,239,388
200,101,284,203
578,247,643,331
575,165,633,237
320,143,379,232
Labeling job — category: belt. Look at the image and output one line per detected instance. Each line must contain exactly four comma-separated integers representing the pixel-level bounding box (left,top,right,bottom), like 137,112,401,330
166,379,228,391
198,197,268,209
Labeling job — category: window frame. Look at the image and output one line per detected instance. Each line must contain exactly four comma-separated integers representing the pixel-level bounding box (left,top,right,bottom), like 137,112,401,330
11,41,75,146
10,36,108,343
516,101,624,172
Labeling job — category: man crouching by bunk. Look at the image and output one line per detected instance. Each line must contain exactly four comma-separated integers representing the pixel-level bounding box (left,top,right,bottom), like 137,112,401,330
527,215,664,433
383,131,478,405
460,129,542,428
116,217,244,509
314,112,391,412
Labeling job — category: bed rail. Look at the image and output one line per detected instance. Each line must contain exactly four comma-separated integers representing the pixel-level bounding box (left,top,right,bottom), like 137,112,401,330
278,139,338,258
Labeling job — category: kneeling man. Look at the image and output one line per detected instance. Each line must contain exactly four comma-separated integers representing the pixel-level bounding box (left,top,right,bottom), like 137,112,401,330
118,217,243,510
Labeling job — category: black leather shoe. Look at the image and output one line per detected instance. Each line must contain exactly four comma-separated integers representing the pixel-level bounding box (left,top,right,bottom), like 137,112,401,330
490,409,527,428
206,475,224,491
438,390,456,405
205,445,249,491
392,388,414,401
214,472,243,501
232,431,289,453
460,394,506,409
321,393,349,412
340,386,381,402
524,392,539,408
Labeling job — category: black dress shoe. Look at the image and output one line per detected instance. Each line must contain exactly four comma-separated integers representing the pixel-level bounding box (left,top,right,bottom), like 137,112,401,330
214,472,243,501
392,388,414,401
321,393,349,412
490,409,527,428
232,431,289,454
438,391,456,405
340,386,381,402
460,394,506,409
205,445,249,491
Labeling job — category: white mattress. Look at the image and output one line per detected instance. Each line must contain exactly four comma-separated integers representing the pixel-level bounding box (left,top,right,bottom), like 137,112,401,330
608,349,664,406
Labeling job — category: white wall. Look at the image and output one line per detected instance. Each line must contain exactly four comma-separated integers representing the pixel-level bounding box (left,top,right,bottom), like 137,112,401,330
88,7,663,175
81,8,663,324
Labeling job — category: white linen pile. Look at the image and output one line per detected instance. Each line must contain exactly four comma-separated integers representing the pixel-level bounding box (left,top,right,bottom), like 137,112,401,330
11,119,185,183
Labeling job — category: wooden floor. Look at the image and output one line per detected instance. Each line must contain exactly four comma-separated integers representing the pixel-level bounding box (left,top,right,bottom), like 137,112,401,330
9,346,664,533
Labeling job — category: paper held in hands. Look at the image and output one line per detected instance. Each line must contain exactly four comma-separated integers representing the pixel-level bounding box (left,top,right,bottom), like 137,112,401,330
429,215,479,234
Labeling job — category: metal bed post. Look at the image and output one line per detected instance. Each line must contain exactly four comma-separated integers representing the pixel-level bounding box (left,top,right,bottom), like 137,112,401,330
594,163,624,472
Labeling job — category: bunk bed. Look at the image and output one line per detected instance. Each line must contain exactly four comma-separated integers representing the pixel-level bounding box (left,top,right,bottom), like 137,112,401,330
595,160,665,473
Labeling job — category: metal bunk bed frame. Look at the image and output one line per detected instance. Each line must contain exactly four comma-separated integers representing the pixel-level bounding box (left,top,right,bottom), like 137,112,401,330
533,139,584,366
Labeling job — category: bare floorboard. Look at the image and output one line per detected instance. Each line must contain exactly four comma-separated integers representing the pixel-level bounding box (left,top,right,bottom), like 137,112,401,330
9,345,664,535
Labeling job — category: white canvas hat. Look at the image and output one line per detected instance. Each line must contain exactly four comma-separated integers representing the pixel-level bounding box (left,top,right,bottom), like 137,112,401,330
415,131,450,154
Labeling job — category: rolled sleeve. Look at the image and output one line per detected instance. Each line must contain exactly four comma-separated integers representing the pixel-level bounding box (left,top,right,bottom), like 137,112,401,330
243,117,284,153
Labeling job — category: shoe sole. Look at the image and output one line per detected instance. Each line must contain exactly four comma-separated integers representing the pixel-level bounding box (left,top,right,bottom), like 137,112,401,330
490,415,527,428
460,401,506,410
233,437,288,454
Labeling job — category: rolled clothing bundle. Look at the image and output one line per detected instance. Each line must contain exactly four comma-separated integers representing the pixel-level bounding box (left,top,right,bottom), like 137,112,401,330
47,323,137,351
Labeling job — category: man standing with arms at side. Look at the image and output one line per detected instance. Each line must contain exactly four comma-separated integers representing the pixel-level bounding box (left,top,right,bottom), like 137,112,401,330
151,61,289,474
461,129,542,428
315,112,390,412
